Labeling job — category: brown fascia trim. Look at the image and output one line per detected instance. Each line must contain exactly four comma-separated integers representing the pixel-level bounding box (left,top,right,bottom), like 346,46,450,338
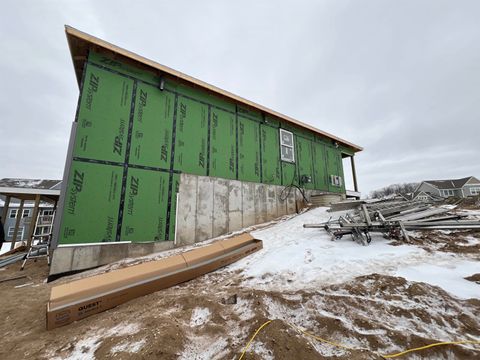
64,25,363,153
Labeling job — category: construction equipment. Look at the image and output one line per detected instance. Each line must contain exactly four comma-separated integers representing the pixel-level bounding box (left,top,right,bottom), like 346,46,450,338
304,199,480,245
21,211,55,270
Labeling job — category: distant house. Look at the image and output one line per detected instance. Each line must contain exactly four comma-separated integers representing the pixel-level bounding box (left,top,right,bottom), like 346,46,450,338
414,176,480,199
0,178,61,249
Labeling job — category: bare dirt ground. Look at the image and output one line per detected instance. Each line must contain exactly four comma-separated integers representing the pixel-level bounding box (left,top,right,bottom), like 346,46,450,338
0,207,479,359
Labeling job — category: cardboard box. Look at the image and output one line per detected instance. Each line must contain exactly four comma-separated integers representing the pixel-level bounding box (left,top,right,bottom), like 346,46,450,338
47,233,262,330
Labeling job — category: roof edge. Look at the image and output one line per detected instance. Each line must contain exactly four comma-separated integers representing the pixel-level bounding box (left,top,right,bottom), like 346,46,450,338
64,25,363,152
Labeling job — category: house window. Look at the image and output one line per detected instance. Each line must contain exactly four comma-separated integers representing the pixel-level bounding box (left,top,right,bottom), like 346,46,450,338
7,208,32,218
330,175,343,187
441,189,454,197
7,226,25,239
279,129,295,163
471,187,480,196
41,209,54,216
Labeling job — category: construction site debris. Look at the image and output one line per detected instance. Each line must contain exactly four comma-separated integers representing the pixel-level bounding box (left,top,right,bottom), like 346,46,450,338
304,199,480,246
46,233,262,330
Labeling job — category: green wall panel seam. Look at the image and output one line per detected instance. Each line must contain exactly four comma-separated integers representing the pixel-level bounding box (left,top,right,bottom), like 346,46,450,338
116,81,138,241
310,141,316,187
206,105,211,176
258,121,263,183
87,61,284,129
278,125,284,185
235,106,239,180
164,93,179,240
86,60,342,150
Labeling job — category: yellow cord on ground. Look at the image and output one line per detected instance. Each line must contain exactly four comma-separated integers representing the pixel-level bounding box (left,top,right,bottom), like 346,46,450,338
381,340,480,358
238,319,480,359
287,322,365,352
238,320,273,360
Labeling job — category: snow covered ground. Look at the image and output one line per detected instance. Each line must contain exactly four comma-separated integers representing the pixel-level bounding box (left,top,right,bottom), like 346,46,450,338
224,207,480,299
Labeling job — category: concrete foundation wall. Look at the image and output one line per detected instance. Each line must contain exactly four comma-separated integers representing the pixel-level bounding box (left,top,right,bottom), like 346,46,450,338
50,241,174,277
50,173,310,277
175,173,301,246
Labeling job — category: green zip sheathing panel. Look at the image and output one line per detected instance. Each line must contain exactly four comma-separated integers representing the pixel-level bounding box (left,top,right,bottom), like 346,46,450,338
210,108,236,180
130,82,174,169
73,65,133,162
312,142,328,191
296,137,315,190
260,124,281,185
173,97,208,176
326,146,342,193
57,50,349,246
59,161,123,244
89,51,160,85
121,168,169,242
238,116,261,183
282,162,297,186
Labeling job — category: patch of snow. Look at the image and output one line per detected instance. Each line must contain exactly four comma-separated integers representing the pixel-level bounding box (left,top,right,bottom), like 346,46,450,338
190,307,211,327
14,282,33,288
282,293,303,301
220,207,479,292
110,339,146,354
50,322,141,360
178,335,228,360
250,341,274,360
235,297,255,321
396,261,480,299
459,236,480,246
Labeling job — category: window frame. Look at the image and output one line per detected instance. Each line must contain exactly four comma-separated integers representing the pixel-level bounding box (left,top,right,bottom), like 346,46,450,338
441,189,454,197
470,187,480,195
9,209,18,218
22,209,31,218
279,129,295,163
41,209,54,216
7,226,25,239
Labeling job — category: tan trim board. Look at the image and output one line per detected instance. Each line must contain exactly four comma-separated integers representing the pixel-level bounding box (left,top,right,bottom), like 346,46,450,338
64,25,362,152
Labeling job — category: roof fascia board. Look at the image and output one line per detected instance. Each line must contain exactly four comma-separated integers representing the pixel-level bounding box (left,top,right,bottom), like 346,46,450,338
0,187,61,196
65,25,362,152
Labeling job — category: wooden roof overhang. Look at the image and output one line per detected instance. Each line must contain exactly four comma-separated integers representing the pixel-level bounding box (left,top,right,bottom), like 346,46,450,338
65,25,363,153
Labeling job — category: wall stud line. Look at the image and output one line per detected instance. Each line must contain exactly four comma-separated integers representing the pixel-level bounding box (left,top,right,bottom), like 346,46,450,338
116,80,137,242
206,105,212,177
165,94,179,240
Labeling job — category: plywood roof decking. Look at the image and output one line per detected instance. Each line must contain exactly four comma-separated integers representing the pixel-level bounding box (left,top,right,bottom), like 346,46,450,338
65,25,362,152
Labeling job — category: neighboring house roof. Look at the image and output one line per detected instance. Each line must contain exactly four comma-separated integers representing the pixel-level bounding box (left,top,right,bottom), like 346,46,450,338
422,176,480,190
0,178,62,201
0,178,62,190
65,25,363,153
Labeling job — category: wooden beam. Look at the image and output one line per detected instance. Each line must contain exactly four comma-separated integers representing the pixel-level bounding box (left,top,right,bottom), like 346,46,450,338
1,195,11,224
350,156,359,192
10,199,24,251
26,194,41,250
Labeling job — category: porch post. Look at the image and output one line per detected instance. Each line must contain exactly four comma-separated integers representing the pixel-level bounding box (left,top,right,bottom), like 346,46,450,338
11,199,25,250
26,194,41,250
350,155,359,192
1,195,11,224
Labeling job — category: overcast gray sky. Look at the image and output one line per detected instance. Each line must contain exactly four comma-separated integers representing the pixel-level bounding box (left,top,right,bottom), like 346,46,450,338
1,0,479,195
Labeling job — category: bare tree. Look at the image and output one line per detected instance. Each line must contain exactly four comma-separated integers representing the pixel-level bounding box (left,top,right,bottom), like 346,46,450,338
370,182,419,199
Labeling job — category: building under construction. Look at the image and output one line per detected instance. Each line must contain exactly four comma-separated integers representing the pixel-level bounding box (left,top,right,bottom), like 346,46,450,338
50,26,363,276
